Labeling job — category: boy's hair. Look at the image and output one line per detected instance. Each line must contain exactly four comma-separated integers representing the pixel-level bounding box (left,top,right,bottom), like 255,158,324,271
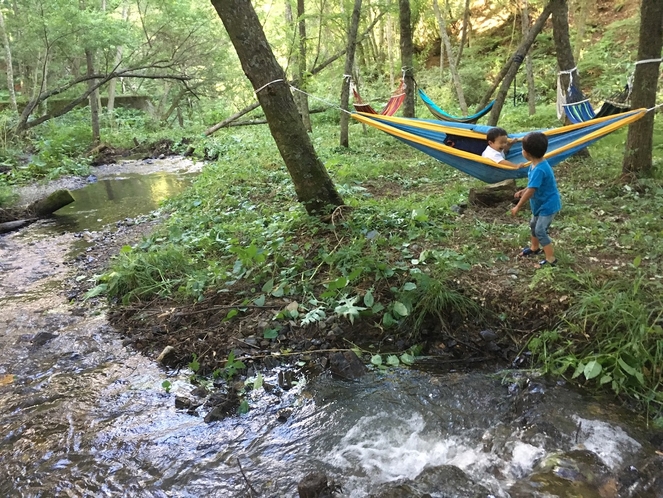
486,127,508,143
522,132,548,159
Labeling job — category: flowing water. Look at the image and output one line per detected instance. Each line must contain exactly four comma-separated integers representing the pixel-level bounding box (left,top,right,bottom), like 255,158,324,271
1,158,661,497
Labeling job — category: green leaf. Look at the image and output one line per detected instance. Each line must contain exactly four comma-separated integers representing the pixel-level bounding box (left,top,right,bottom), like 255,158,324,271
370,354,383,366
392,301,409,317
272,286,284,297
83,283,108,300
400,353,415,365
253,294,266,306
120,245,133,254
618,357,637,376
599,375,612,385
572,362,585,379
161,380,171,393
584,360,602,380
402,282,417,291
189,354,200,373
254,373,263,390
383,313,397,327
364,290,374,307
263,328,279,339
238,400,250,415
262,279,274,293
386,355,400,367
633,255,642,268
225,309,238,321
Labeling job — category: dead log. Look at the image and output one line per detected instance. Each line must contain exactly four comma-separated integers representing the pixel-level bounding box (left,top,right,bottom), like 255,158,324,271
468,179,517,207
0,219,37,234
26,189,75,217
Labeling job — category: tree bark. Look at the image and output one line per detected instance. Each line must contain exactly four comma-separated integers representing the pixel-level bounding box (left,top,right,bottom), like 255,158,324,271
551,0,581,102
210,0,343,215
433,0,468,114
340,0,362,148
108,3,129,118
85,48,100,144
485,0,555,126
295,0,312,132
522,0,536,115
0,9,17,113
622,0,662,178
398,0,415,117
455,0,471,67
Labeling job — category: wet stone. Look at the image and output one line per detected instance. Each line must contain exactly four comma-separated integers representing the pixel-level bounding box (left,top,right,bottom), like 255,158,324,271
329,351,366,381
262,355,280,370
30,331,58,347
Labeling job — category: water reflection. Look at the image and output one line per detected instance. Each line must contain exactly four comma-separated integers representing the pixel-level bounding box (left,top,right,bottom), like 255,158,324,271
52,173,193,232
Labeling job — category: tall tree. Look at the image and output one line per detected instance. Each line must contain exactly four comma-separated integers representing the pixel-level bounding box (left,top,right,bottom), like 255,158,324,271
0,7,17,113
455,0,471,67
340,0,362,148
522,0,536,115
551,0,582,114
210,0,343,215
398,0,415,117
293,0,312,132
85,48,100,144
622,0,663,178
433,0,467,114
485,0,555,126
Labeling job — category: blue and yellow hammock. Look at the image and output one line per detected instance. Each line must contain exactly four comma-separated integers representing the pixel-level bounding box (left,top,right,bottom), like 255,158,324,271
351,108,646,184
418,88,495,123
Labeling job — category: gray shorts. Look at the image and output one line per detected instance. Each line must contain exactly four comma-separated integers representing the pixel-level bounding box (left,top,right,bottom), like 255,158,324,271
529,214,556,246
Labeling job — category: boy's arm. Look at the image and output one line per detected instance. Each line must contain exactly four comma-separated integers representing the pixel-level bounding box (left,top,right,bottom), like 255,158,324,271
503,137,521,153
510,187,535,216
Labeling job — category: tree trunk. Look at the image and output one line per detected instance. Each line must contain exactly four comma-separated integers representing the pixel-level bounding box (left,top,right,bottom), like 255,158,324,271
551,0,581,100
522,0,536,115
85,48,100,144
433,0,468,114
455,0,471,67
295,0,312,132
398,0,415,117
340,0,363,148
485,0,555,126
0,9,17,114
573,0,592,61
210,0,343,215
107,3,129,118
622,0,662,178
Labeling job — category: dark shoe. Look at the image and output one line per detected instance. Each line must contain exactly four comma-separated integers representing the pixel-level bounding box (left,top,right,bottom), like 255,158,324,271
538,259,557,268
519,247,542,257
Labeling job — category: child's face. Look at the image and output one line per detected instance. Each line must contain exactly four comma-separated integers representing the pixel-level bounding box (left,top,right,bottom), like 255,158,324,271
489,135,509,152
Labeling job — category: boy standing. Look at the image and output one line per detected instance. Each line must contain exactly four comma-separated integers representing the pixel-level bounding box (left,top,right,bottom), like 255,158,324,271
511,131,561,268
482,127,521,168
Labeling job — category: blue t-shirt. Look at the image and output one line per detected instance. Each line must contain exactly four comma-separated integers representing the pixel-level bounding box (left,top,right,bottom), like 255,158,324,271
527,159,561,216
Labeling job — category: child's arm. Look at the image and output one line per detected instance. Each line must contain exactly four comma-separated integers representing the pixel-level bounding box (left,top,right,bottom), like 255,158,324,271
503,137,521,154
498,158,523,168
510,187,535,216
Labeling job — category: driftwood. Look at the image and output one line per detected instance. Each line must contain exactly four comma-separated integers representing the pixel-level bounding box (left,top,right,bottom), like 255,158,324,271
469,179,517,207
27,189,75,217
0,189,75,234
0,219,37,234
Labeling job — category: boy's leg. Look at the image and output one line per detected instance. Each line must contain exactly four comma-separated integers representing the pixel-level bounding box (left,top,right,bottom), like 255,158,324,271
529,216,540,251
534,214,556,263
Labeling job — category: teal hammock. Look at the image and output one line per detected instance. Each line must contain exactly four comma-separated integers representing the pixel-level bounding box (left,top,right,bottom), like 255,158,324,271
563,82,631,124
418,88,495,124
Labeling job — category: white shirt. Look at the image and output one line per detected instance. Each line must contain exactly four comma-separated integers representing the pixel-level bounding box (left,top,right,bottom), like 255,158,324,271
482,145,505,163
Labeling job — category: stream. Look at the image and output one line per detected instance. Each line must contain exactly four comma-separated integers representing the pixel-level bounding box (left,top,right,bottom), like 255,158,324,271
1,157,662,497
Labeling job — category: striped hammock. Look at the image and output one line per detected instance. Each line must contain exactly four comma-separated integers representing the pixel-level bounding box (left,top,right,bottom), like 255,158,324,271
563,83,631,124
351,109,647,183
418,88,495,124
352,80,406,116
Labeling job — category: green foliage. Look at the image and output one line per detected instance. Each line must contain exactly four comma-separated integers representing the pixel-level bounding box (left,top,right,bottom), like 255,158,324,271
212,351,246,381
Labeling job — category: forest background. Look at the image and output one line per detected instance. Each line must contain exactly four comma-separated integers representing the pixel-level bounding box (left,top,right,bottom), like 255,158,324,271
0,0,662,423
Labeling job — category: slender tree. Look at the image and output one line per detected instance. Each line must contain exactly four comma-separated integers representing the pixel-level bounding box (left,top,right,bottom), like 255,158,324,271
340,0,362,148
433,0,467,114
485,0,555,126
522,0,536,115
210,0,343,214
622,0,663,178
455,0,471,67
551,0,582,112
85,48,100,144
0,8,17,113
398,0,415,117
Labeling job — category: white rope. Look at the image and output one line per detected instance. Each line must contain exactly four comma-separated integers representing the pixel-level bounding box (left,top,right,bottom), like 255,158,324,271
647,102,663,112
342,74,353,81
558,66,577,75
290,85,353,115
635,58,662,65
254,79,285,95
